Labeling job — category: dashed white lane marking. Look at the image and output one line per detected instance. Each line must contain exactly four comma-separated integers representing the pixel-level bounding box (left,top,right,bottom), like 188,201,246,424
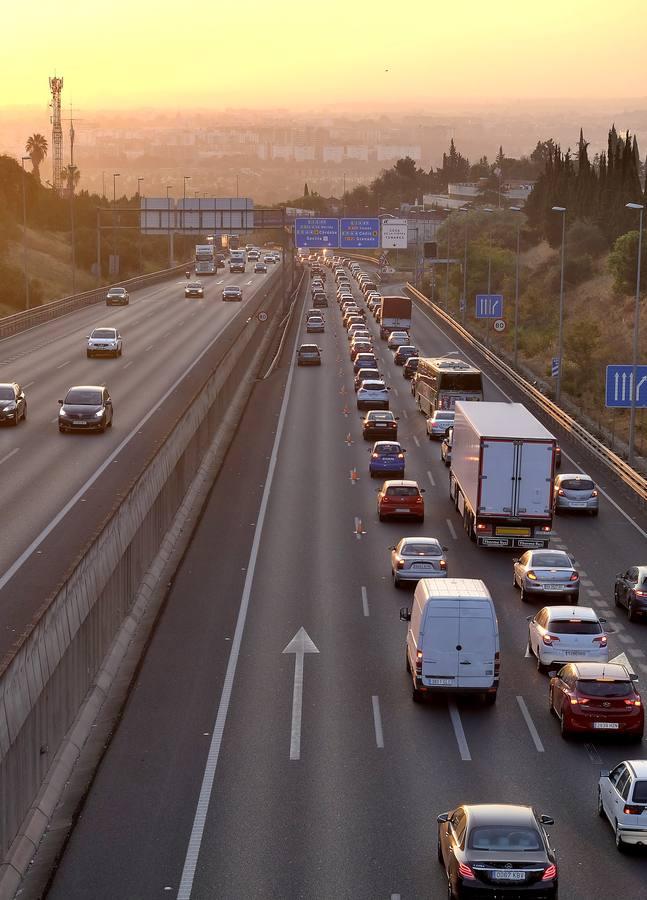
517,696,545,752
24,381,35,388
631,648,645,658
122,361,133,370
448,702,471,761
144,344,153,352
372,695,385,748
402,409,408,419
588,589,601,598
640,663,647,675
427,470,436,487
56,360,70,369
0,448,20,467
393,387,399,397
446,518,458,540
619,632,636,644
361,586,370,617
524,643,531,658
413,434,420,447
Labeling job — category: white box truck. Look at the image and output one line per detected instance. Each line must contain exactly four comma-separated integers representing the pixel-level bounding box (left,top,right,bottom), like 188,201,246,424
229,249,246,273
449,401,557,549
400,578,499,704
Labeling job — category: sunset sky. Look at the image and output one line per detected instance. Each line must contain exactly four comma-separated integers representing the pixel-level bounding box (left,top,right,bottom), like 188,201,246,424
3,0,646,109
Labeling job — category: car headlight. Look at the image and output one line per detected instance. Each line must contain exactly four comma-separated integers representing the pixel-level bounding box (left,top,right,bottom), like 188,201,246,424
58,408,66,417
4,402,16,412
94,409,105,418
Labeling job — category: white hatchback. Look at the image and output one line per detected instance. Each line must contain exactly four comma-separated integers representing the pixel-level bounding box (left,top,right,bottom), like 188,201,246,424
387,331,410,350
599,760,647,850
527,606,608,671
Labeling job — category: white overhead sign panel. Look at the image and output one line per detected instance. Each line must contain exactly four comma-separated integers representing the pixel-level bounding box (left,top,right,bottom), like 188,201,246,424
381,218,408,249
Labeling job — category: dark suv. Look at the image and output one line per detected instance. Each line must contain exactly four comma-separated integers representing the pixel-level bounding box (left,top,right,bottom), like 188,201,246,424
614,566,647,621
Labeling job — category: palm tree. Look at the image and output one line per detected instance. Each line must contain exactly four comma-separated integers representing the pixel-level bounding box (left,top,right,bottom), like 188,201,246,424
61,164,81,193
25,133,48,181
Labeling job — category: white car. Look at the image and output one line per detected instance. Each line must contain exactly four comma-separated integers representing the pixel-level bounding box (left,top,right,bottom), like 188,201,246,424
357,380,390,410
306,316,325,333
426,410,455,439
527,606,608,672
86,327,122,358
598,760,647,850
387,331,410,349
390,537,448,587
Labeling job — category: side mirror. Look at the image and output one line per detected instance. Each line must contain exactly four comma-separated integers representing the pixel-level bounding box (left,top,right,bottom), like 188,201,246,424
600,769,610,779
599,617,607,624
400,607,411,622
58,400,63,405
512,558,519,564
86,335,90,339
442,546,449,552
395,417,400,421
539,815,554,826
437,813,449,824
526,615,533,622
420,488,426,493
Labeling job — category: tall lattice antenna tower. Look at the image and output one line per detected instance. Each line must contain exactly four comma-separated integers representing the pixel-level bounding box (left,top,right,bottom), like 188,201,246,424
49,75,64,193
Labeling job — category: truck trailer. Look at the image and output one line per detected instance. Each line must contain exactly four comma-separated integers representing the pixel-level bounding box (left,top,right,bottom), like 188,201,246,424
449,401,557,549
378,296,412,340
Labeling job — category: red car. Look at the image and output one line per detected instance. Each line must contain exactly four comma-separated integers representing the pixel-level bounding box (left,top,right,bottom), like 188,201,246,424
377,480,425,522
549,662,644,740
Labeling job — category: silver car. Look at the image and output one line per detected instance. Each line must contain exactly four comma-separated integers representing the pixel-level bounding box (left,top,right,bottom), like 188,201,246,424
441,427,453,466
106,286,129,306
391,537,448,587
426,410,455,439
554,473,599,516
86,327,122,358
357,380,390,410
513,549,580,603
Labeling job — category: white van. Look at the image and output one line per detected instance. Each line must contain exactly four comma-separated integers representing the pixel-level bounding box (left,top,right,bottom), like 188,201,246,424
400,579,499,705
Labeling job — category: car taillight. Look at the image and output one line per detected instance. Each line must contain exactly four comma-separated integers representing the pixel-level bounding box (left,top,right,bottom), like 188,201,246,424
397,453,405,459
494,650,501,676
542,633,559,646
396,560,405,570
415,495,423,504
415,650,423,673
593,635,607,646
372,453,379,458
570,695,587,704
624,698,642,706
439,560,447,569
458,862,475,880
558,488,565,495
591,489,598,497
527,571,538,581
624,804,644,815
542,864,557,881
570,572,579,581
635,590,647,598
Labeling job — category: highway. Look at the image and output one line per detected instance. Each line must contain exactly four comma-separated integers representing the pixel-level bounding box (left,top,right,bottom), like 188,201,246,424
0,262,281,661
45,265,647,898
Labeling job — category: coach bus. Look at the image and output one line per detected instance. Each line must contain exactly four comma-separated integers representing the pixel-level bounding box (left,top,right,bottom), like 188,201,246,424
414,357,484,415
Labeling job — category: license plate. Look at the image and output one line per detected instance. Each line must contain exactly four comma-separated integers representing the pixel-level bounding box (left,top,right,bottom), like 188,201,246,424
493,871,525,881
543,585,566,591
569,500,587,507
593,722,619,729
562,650,581,656
427,678,453,685
395,508,410,513
414,563,433,569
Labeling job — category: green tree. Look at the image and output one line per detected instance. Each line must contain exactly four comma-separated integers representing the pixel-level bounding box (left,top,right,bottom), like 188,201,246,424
61,165,81,193
608,229,647,293
25,133,48,182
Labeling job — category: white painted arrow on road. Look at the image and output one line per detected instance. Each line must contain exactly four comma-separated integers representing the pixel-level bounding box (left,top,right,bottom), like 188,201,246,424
283,627,319,760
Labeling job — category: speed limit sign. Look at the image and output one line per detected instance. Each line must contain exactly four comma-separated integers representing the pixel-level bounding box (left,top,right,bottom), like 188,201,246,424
257,310,268,322
493,319,506,332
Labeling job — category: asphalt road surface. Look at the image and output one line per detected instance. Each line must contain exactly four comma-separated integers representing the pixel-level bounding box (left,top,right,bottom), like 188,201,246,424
46,267,647,899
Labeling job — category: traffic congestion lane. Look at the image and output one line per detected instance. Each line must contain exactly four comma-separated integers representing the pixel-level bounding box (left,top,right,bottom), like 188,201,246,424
45,267,647,900
0,266,281,656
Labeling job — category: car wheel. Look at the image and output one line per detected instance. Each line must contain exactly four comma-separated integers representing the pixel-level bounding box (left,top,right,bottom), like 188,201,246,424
98,417,106,434
482,691,497,706
437,832,444,864
591,508,599,517
22,403,27,421
378,513,385,522
412,685,422,703
393,573,402,588
549,689,556,716
118,347,122,357
614,590,621,608
58,426,66,434
10,411,18,427
520,586,529,603
615,821,627,853
86,350,92,358
554,504,561,515
559,712,571,739
536,650,545,673
628,601,638,623
597,789,605,818
513,572,518,589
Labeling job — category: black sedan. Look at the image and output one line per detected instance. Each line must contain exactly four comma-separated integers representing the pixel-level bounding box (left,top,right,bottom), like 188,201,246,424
0,382,27,425
438,804,557,899
614,566,647,621
106,287,129,306
362,410,398,440
222,286,243,302
58,385,113,434
184,281,204,298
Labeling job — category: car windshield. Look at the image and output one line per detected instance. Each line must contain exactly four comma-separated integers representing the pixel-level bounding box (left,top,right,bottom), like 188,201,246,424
362,382,385,390
548,620,602,634
109,288,125,295
386,486,419,497
531,552,571,567
188,283,201,289
65,389,102,405
376,444,400,454
0,387,14,400
468,826,542,852
577,679,633,697
401,543,441,557
561,479,595,491
368,412,392,421
435,412,455,420
91,329,115,339
632,781,647,803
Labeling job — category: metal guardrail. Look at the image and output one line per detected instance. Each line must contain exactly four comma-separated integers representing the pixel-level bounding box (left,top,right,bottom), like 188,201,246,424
0,263,191,340
405,282,647,504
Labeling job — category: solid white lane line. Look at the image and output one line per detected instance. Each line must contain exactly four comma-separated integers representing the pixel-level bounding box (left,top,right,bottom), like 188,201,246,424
448,702,471,761
413,434,420,447
415,301,647,540
56,360,70,369
362,586,370,617
372,695,385,748
176,285,303,900
427,470,436,487
0,448,20,467
446,518,458,540
516,696,545,752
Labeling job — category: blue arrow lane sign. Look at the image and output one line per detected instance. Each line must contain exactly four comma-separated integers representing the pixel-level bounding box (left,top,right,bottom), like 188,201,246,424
475,294,504,318
294,217,340,249
605,365,647,408
339,218,380,249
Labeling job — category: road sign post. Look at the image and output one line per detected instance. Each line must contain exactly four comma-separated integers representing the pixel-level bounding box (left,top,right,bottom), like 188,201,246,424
475,294,504,318
493,319,506,333
381,219,408,249
605,364,647,408
551,357,560,378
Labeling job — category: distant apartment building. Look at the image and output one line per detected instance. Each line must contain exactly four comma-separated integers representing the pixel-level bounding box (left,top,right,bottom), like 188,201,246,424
376,145,421,162
423,178,536,208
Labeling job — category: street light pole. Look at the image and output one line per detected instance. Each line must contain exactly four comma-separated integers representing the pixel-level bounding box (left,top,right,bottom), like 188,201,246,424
459,207,469,324
444,209,451,311
552,206,567,406
343,172,346,216
21,156,30,309
166,184,173,268
510,206,523,369
183,175,191,257
137,177,144,274
626,202,645,466
112,173,120,278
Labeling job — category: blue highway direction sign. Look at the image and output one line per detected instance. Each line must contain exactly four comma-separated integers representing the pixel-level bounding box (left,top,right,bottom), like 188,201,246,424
475,294,504,318
294,217,340,249
340,218,380,249
605,364,647,408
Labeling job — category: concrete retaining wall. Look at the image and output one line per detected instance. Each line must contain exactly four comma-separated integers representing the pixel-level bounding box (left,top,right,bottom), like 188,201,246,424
0,272,291,892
